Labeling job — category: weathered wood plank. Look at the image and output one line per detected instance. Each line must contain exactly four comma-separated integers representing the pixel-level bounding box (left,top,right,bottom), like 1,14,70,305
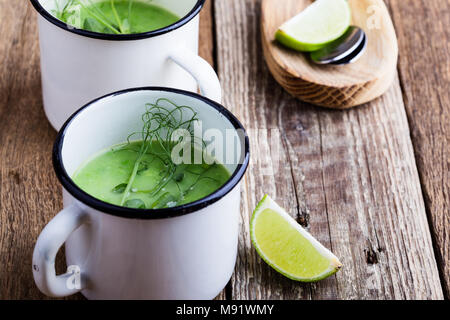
0,0,69,300
214,0,444,299
0,0,217,299
199,0,215,67
199,0,228,301
386,0,450,298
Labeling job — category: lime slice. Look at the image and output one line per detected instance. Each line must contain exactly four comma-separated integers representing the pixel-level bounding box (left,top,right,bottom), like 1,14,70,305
275,0,351,52
251,195,342,282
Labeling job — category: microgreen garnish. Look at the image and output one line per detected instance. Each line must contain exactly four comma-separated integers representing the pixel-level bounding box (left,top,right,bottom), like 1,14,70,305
103,98,224,210
115,98,221,209
112,183,127,194
54,0,134,34
151,192,177,209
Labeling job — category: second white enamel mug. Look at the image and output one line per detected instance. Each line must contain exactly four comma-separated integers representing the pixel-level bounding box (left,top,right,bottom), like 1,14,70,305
30,0,221,130
32,87,249,299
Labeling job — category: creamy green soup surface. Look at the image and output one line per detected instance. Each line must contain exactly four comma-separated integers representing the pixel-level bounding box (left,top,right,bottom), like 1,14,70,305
73,141,231,209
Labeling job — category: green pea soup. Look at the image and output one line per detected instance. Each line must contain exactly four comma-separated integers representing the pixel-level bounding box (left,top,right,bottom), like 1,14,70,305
73,141,231,209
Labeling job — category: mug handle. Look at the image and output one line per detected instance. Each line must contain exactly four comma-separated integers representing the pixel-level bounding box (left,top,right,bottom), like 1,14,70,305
32,204,87,297
169,48,222,103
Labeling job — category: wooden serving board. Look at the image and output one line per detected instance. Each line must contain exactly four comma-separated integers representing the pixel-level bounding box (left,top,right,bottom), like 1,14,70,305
261,0,398,109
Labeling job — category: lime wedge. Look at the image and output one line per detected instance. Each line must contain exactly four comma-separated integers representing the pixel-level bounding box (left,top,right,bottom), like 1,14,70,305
275,0,351,52
251,195,342,282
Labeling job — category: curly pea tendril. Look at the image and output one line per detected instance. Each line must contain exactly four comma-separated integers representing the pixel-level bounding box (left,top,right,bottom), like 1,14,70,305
110,98,221,209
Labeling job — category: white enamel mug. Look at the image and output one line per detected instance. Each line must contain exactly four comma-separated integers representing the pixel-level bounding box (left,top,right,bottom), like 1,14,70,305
30,0,221,130
32,87,249,300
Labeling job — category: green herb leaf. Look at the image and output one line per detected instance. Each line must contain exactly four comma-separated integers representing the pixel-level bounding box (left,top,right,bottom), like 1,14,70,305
112,183,128,194
137,161,149,175
174,172,184,182
151,192,177,209
124,199,146,209
104,23,120,34
118,98,203,207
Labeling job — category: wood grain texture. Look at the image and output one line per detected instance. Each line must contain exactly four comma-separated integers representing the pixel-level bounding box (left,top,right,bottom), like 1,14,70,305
0,0,72,300
200,0,227,301
214,0,444,299
0,0,216,300
261,0,398,109
387,0,450,298
199,0,215,67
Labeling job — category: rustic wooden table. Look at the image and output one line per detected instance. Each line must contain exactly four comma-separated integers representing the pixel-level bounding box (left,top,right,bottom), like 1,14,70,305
0,0,448,300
